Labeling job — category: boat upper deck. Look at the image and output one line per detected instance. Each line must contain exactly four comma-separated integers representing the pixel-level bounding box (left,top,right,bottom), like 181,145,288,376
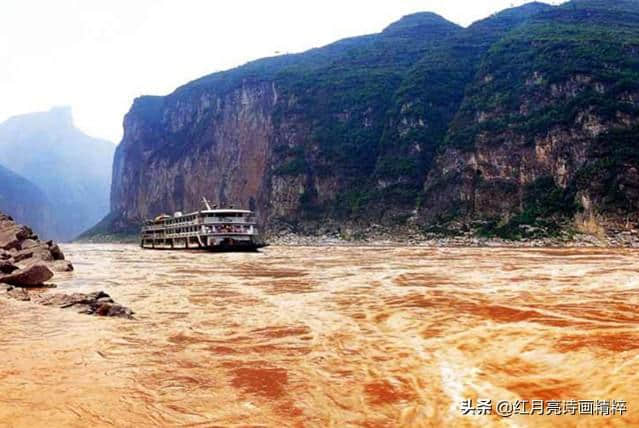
142,209,256,233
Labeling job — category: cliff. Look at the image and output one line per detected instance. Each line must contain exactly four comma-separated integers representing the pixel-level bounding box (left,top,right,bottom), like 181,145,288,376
421,0,639,239
0,107,115,241
95,1,639,241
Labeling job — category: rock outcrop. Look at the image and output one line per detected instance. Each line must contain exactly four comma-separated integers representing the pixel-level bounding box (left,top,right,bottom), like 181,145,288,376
0,213,67,286
34,291,134,319
0,213,133,319
0,212,134,318
0,286,134,319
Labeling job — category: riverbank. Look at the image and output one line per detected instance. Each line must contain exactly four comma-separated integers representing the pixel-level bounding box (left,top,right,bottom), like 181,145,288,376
269,230,639,247
80,230,639,248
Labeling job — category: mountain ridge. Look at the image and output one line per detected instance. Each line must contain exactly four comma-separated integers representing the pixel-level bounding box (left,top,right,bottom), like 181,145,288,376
0,107,115,240
89,0,639,241
0,164,54,237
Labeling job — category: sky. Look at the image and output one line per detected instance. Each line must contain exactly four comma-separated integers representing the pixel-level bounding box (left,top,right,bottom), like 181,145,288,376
0,0,566,144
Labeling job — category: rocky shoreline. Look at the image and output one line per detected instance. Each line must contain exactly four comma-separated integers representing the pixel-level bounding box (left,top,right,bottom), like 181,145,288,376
0,213,133,318
267,229,639,248
80,230,639,248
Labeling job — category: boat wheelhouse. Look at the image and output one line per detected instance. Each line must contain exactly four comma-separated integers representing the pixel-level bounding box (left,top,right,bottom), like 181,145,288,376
140,198,264,251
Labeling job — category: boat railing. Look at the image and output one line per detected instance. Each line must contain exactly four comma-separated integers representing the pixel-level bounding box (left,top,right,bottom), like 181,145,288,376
160,231,256,239
203,217,253,224
143,219,254,232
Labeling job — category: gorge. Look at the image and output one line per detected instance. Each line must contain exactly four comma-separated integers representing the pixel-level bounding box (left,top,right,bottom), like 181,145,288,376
87,0,639,242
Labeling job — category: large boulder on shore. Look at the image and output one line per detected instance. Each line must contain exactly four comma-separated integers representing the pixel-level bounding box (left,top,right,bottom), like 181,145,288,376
0,263,54,287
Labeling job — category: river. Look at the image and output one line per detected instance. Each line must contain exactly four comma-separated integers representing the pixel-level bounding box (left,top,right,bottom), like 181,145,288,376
1,244,638,427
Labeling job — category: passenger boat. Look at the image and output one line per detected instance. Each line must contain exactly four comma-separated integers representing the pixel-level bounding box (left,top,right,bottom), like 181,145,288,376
140,198,265,252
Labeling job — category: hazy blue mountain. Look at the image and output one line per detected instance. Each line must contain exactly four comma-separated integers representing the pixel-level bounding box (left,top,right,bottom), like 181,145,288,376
0,107,115,240
0,163,54,237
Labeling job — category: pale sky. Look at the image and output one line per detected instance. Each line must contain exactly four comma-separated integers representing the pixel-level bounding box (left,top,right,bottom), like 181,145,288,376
0,0,566,144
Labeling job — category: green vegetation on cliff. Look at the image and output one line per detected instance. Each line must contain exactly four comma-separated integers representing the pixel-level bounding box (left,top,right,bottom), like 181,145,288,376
425,0,639,233
100,0,639,241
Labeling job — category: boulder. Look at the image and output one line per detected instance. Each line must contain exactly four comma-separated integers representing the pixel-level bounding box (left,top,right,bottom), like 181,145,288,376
0,214,66,272
0,227,22,251
1,263,54,287
51,260,74,272
0,218,34,251
37,291,107,307
96,303,134,318
20,239,39,250
12,249,34,263
34,291,133,319
0,260,18,274
14,244,55,263
48,243,65,261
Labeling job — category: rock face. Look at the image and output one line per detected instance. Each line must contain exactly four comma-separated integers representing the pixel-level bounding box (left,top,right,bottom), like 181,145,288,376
0,212,70,286
94,0,639,240
0,107,115,241
419,1,639,239
84,11,470,238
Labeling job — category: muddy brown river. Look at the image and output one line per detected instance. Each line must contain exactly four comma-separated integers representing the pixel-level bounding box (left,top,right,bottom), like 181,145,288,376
1,244,638,427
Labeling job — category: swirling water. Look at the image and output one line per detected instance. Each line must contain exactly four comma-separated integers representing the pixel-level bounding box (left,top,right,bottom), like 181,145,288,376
1,244,638,427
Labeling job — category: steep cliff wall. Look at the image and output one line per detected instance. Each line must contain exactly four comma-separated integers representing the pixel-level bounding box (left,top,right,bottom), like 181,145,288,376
111,83,277,227
96,1,639,240
99,12,465,236
421,1,639,238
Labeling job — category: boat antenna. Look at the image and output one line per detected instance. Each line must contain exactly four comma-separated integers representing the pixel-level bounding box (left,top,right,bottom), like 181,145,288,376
202,197,213,211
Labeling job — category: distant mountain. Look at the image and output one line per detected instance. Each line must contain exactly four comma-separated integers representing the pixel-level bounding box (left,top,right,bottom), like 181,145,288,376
0,107,115,241
92,0,639,240
0,164,54,236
